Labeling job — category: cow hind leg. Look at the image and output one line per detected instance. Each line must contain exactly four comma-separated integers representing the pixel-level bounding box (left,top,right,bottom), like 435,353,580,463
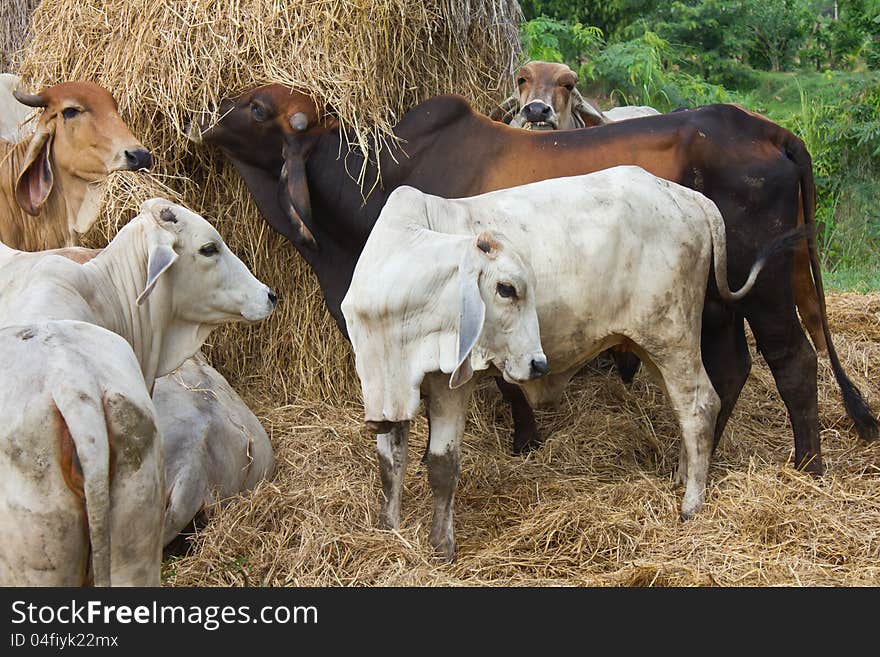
495,377,541,454
748,310,823,474
611,349,641,385
792,230,827,352
656,357,720,520
631,343,719,518
376,422,409,531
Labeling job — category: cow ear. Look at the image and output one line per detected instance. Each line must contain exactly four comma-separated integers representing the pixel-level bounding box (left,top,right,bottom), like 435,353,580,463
279,135,318,250
15,120,55,215
450,239,488,389
136,244,178,306
571,88,608,128
489,95,519,124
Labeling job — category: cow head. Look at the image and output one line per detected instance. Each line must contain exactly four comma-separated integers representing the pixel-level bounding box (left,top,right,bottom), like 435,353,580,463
187,84,331,251
450,231,547,389
133,198,277,377
13,81,151,216
490,61,607,130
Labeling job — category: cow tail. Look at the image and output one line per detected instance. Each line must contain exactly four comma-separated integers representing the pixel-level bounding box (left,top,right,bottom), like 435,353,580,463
703,196,807,302
52,386,112,586
784,136,879,441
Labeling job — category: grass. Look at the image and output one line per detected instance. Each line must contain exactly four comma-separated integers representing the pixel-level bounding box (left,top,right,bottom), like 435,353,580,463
741,69,880,122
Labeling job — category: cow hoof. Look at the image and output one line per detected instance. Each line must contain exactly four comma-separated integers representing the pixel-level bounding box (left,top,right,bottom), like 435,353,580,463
430,533,455,562
680,497,703,521
795,455,824,477
432,543,456,563
512,436,544,455
377,512,400,532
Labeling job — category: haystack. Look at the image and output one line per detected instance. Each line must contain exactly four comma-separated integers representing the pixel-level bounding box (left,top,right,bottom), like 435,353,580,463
17,0,523,401
0,0,38,70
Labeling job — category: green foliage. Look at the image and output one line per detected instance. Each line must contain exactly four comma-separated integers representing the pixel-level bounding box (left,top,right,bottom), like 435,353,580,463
519,1,660,38
517,6,880,289
520,16,603,67
770,75,880,283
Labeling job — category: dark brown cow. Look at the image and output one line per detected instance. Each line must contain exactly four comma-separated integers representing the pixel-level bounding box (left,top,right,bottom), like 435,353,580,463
190,85,878,474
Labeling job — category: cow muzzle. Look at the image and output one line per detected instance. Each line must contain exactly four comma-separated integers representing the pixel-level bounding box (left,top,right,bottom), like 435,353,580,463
124,148,152,171
519,101,557,131
502,352,548,384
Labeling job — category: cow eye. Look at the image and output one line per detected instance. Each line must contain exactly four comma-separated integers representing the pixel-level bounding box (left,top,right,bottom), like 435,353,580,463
496,282,517,299
251,103,268,122
61,107,81,120
563,83,574,91
199,243,219,257
517,77,526,86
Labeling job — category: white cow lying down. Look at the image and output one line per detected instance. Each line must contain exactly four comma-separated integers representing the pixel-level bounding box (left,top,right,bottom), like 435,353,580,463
0,198,276,585
155,353,273,547
343,165,781,561
42,247,275,548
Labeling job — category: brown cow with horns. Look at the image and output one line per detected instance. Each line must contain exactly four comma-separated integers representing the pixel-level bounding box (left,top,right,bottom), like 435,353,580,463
188,84,878,475
0,81,152,251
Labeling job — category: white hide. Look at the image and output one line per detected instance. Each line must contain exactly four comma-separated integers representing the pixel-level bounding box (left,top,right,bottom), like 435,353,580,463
0,197,275,389
342,217,544,427
603,105,662,122
348,166,769,558
0,73,34,143
0,198,275,586
0,320,163,586
154,353,274,546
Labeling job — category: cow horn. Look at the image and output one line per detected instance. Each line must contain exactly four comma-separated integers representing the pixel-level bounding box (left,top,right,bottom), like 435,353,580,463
12,90,47,108
290,112,309,132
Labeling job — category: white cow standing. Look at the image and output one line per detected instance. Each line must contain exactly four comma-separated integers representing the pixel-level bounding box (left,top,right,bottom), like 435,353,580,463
344,166,790,561
342,229,547,559
0,198,276,585
603,105,662,121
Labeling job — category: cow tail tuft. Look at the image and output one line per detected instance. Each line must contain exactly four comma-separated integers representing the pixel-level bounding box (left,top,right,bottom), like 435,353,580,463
784,136,879,440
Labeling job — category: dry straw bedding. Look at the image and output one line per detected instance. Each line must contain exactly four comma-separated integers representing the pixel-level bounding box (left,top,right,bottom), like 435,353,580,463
163,293,880,587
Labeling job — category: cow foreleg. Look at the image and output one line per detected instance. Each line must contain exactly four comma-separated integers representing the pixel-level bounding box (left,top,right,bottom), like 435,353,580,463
424,373,472,561
495,376,541,454
700,303,751,451
376,422,409,531
611,349,641,385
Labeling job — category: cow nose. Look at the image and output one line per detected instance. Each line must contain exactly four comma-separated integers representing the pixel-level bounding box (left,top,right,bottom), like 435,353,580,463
522,102,552,122
267,289,278,306
124,148,152,171
530,357,549,378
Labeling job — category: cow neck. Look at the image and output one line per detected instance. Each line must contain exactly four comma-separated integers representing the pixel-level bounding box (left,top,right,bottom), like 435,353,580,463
51,167,105,246
80,220,169,390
